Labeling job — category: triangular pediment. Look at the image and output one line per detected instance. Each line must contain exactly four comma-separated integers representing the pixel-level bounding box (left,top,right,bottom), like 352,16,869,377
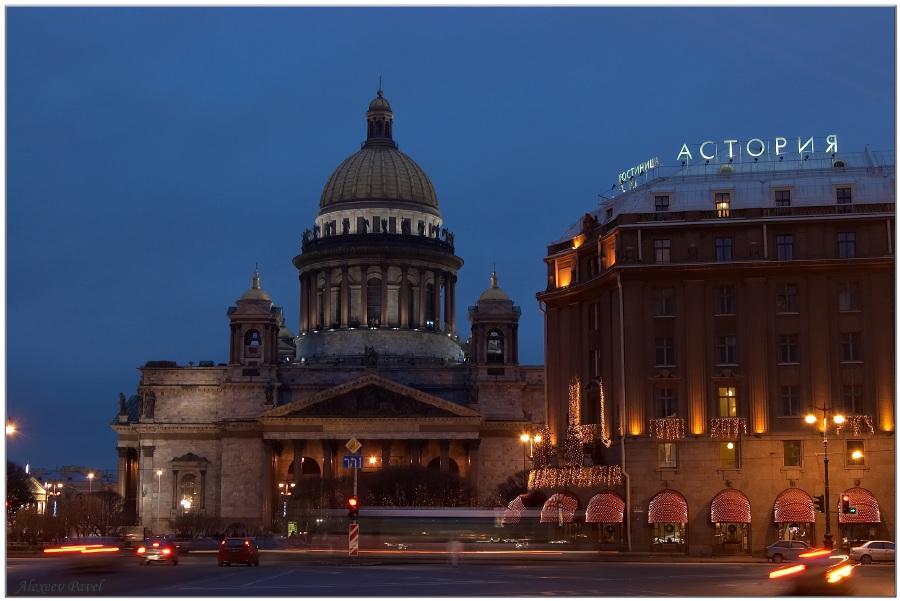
260,373,482,420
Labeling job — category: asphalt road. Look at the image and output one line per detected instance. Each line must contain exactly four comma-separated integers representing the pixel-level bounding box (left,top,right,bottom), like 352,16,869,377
7,552,895,597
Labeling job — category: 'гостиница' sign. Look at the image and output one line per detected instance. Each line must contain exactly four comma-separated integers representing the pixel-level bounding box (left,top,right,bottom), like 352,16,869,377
676,134,838,162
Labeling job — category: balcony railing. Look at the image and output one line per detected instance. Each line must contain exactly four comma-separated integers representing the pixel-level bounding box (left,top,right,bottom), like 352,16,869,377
710,417,747,439
835,414,875,436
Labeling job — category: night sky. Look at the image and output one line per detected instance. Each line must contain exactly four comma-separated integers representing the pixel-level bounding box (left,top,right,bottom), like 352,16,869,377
6,6,896,474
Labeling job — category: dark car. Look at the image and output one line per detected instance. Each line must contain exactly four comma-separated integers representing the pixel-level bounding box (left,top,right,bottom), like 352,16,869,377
766,540,814,563
136,538,178,565
218,537,260,566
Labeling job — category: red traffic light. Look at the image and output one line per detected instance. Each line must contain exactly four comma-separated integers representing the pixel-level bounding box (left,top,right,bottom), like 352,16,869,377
841,494,851,513
348,497,358,508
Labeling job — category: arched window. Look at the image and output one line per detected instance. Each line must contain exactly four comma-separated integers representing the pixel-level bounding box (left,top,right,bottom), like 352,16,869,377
180,474,198,514
367,278,382,326
487,330,504,364
244,330,261,346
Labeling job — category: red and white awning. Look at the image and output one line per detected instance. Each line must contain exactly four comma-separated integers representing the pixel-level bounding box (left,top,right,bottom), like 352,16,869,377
502,495,527,524
648,489,688,523
710,488,751,523
585,490,625,523
838,487,881,524
773,488,814,523
540,492,578,523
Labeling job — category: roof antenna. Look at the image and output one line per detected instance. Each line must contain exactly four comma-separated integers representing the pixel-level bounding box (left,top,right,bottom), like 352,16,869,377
378,75,383,96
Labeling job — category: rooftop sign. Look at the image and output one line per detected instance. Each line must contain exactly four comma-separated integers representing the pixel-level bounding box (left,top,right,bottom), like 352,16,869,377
677,135,838,163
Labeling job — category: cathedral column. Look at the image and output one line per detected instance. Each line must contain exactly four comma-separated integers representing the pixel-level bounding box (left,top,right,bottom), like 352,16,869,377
432,271,442,330
299,273,309,333
359,264,369,326
409,440,423,468
170,470,179,513
324,268,333,328
381,440,392,468
199,470,206,510
380,264,389,326
340,265,349,327
263,440,278,530
309,270,320,329
448,274,457,334
464,439,480,486
418,267,427,328
116,447,129,501
400,265,409,328
292,440,306,478
442,272,451,332
439,439,450,472
322,440,335,480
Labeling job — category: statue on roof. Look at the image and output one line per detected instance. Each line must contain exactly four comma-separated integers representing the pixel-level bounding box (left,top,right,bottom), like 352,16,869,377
119,392,127,415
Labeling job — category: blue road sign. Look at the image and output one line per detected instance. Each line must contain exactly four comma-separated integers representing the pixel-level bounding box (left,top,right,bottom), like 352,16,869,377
343,455,364,469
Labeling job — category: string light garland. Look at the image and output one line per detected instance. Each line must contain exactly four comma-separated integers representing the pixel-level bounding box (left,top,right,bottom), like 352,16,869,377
835,414,874,437
528,465,623,490
649,418,685,440
710,417,747,439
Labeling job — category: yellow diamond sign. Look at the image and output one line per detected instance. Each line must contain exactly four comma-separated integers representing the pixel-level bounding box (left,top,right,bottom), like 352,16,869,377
346,438,362,454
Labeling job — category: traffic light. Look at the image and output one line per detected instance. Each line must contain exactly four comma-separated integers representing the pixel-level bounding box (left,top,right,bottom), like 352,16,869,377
814,494,825,513
347,496,359,520
841,494,851,514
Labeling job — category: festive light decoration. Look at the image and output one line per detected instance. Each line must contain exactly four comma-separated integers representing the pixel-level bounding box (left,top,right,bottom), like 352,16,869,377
532,425,553,469
528,465,623,490
540,493,578,523
835,415,874,437
592,377,612,448
649,418,685,440
710,417,747,439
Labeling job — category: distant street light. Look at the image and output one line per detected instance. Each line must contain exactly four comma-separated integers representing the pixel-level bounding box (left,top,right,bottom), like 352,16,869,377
88,472,94,494
6,420,15,436
156,470,163,532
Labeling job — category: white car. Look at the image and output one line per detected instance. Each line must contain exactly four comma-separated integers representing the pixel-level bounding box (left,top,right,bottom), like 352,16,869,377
849,540,894,564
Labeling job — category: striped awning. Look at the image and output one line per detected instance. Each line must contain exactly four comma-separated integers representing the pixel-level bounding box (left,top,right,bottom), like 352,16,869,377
648,489,688,523
502,495,527,524
710,489,751,523
838,487,881,524
773,488,814,523
540,493,578,523
585,490,625,523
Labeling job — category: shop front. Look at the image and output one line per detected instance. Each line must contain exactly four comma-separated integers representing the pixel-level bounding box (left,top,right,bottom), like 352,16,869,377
710,488,751,555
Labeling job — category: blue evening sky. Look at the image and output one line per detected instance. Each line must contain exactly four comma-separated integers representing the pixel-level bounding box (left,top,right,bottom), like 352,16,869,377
5,5,896,473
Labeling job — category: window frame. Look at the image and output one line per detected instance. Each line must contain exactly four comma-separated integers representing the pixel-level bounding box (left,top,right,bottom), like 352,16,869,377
716,336,738,366
652,288,675,317
780,385,801,417
777,334,800,364
717,386,738,417
655,387,677,418
775,283,799,313
776,234,794,261
655,336,676,367
719,441,740,469
715,236,733,262
714,191,732,218
783,440,802,467
837,231,856,259
838,281,860,312
658,442,678,469
840,332,862,362
846,440,865,466
654,239,672,264
715,285,736,315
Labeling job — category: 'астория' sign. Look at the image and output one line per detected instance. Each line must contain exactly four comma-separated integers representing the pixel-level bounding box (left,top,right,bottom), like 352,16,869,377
676,134,838,162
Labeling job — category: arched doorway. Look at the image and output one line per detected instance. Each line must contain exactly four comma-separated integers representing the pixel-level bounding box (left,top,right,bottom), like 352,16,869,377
710,488,751,555
838,487,883,551
773,488,814,544
585,490,625,550
648,489,688,553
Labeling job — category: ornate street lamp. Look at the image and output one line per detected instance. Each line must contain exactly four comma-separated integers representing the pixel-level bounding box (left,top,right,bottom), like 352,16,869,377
806,406,845,550
520,433,542,471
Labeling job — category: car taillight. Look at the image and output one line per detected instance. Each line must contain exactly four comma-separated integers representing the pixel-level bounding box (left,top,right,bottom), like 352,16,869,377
162,548,171,555
769,565,805,579
137,546,147,554
799,549,831,558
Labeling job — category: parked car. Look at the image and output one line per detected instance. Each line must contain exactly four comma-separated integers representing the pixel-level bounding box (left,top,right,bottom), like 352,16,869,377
766,540,814,563
218,537,260,566
135,538,178,565
849,540,895,564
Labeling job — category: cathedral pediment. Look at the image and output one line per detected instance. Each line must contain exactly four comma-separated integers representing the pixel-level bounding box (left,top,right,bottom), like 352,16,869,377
260,373,482,421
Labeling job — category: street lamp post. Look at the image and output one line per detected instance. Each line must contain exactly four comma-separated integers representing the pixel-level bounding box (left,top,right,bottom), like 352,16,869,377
87,472,94,494
520,433,542,471
806,406,845,550
156,470,163,533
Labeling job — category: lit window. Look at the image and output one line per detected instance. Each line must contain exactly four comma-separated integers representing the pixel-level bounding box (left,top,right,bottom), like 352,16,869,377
838,232,856,259
718,386,737,417
715,192,731,217
783,440,801,467
846,440,865,466
659,443,677,468
719,441,740,468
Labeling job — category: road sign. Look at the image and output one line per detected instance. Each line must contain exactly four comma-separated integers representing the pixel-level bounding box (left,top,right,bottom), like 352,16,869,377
343,455,364,469
349,523,359,557
346,438,362,454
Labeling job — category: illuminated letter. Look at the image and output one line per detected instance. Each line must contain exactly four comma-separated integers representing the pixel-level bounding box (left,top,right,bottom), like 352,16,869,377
797,136,814,155
774,137,787,155
676,144,693,162
746,138,765,157
700,141,716,160
724,140,739,158
826,135,838,154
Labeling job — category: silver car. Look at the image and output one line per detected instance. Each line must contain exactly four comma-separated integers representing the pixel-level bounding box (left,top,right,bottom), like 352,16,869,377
849,540,895,564
766,540,814,563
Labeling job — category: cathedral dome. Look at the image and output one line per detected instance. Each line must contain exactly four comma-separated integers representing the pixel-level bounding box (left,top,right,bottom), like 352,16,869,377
478,270,511,301
318,89,439,214
239,270,271,302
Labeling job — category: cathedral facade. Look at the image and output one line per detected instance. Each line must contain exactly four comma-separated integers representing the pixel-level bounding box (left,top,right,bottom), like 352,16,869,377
112,90,545,532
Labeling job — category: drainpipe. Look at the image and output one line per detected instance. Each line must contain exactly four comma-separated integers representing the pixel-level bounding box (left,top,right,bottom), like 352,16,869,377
616,272,632,551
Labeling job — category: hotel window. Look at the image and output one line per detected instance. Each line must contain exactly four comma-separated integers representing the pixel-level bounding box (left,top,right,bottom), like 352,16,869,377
840,332,861,362
659,443,677,469
838,282,860,311
846,440,865,466
715,192,731,217
775,283,798,313
783,441,802,467
654,239,671,264
775,189,792,215
655,195,670,220
780,386,801,417
652,288,674,317
719,441,740,469
605,207,613,221
655,337,676,366
587,256,598,277
836,186,852,213
776,234,794,260
589,349,601,379
777,334,799,364
716,336,737,365
715,286,736,315
838,232,856,259
715,237,733,262
717,386,737,417
842,384,863,415
656,388,677,418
